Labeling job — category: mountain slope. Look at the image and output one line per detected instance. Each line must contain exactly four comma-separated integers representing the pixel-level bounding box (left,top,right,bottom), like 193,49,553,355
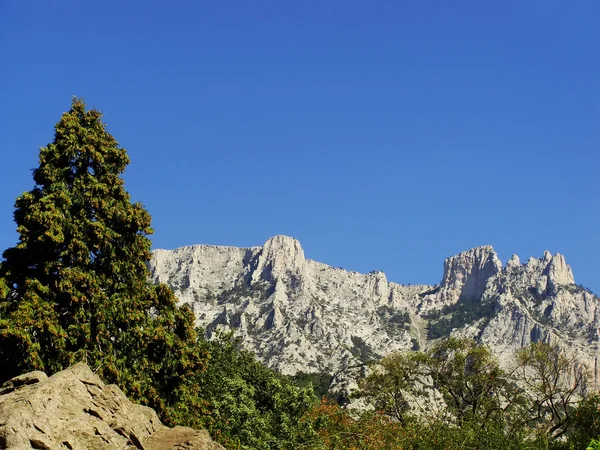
149,236,600,383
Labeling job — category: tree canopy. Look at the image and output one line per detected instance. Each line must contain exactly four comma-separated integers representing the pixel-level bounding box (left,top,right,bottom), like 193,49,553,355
0,98,207,420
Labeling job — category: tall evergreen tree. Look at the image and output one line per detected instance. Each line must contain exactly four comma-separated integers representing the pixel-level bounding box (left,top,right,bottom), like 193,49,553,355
0,98,207,421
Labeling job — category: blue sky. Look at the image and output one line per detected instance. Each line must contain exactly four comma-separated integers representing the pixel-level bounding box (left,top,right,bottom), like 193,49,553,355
1,1,598,292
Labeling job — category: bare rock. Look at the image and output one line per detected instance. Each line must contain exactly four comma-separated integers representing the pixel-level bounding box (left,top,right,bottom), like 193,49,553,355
0,363,224,450
439,245,502,302
144,426,224,450
418,245,502,314
150,236,430,375
149,235,599,392
506,254,521,270
252,235,307,284
0,371,47,395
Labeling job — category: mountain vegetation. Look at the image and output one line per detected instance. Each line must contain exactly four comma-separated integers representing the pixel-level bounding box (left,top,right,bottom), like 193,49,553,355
1,99,600,449
425,296,497,339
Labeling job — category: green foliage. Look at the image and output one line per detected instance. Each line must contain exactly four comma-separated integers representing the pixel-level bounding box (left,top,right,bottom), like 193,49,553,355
424,338,519,427
426,297,497,339
0,98,207,423
210,280,274,307
293,372,334,400
299,399,409,449
376,306,411,335
405,417,546,450
588,439,600,450
353,339,599,449
357,351,423,423
0,275,7,300
356,338,523,429
515,342,588,439
190,332,318,449
568,394,600,450
299,399,553,450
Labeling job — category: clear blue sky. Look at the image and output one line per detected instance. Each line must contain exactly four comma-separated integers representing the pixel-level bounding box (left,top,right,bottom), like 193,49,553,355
1,1,598,293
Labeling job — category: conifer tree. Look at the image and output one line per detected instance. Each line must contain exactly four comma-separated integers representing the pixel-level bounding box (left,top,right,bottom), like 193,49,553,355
0,98,206,421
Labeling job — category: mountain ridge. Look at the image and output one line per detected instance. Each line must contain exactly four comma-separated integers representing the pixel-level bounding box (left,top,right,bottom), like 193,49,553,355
149,235,599,387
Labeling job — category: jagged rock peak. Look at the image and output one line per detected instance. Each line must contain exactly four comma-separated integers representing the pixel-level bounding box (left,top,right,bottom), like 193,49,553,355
252,235,306,283
521,251,575,285
148,237,598,383
263,235,304,256
440,245,502,302
507,254,521,269
543,252,575,285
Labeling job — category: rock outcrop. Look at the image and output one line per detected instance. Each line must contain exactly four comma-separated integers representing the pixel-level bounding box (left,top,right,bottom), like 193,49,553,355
151,236,430,375
0,363,224,450
149,235,600,389
418,246,502,313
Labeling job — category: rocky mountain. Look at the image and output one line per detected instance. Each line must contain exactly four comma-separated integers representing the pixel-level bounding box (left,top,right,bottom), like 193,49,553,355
149,236,600,386
0,363,223,450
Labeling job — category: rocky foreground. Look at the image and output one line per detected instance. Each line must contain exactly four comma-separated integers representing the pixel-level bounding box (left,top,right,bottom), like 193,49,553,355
0,363,223,450
149,236,600,386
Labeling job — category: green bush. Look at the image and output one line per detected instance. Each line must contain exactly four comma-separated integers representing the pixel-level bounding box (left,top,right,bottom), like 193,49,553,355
293,372,334,399
587,439,600,450
192,332,318,449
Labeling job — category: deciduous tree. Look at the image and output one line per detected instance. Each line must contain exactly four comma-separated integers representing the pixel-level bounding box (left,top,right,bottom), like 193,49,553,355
357,351,424,423
424,338,512,426
515,342,588,439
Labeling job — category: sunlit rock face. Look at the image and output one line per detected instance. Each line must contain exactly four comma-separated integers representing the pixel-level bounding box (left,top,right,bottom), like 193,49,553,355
417,245,502,314
149,236,600,386
0,364,224,450
150,235,430,375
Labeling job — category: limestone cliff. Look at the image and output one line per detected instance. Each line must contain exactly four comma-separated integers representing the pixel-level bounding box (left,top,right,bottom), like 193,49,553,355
149,236,599,387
